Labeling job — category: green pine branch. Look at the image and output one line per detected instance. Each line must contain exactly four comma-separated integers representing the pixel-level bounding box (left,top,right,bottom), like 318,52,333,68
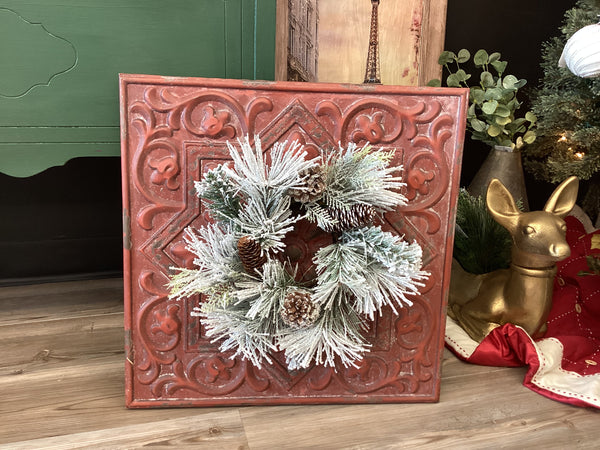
453,189,513,274
194,165,241,226
319,143,407,213
224,136,317,202
313,226,429,319
168,225,246,301
523,1,600,185
277,303,369,370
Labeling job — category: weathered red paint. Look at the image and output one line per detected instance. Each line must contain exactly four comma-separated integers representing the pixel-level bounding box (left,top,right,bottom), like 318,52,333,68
120,74,468,408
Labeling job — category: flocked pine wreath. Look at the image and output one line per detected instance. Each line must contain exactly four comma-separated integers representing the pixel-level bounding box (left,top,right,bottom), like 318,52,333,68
168,136,429,371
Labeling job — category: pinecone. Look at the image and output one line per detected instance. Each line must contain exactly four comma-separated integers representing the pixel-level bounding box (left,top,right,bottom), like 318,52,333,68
280,290,320,328
323,204,376,232
237,236,267,274
288,165,326,203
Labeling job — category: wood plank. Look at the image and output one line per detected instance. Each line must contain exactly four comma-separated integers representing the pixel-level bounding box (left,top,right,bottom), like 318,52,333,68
0,277,122,301
0,311,123,372
240,353,600,448
0,278,123,374
0,278,123,325
317,0,447,86
4,405,247,449
0,355,245,446
1,279,600,449
418,0,447,85
274,0,289,81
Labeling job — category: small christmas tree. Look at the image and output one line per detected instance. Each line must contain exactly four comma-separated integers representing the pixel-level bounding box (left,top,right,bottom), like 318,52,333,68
522,0,600,222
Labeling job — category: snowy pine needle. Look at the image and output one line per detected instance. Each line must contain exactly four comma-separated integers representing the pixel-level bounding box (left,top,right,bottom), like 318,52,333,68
168,225,245,301
231,195,299,253
277,305,369,370
318,142,407,212
196,260,299,368
223,136,316,201
244,260,297,324
314,226,429,320
197,304,278,368
194,165,240,225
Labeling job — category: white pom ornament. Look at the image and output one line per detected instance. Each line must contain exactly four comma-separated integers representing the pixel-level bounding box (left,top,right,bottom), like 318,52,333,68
558,20,600,78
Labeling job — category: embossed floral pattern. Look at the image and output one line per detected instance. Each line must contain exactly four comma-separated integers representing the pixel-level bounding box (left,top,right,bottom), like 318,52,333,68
121,75,467,406
198,105,236,138
148,156,180,190
351,111,386,143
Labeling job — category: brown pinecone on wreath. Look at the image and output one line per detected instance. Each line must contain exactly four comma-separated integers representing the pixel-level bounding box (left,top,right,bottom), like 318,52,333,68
324,204,376,232
280,290,320,328
288,165,326,204
237,236,267,274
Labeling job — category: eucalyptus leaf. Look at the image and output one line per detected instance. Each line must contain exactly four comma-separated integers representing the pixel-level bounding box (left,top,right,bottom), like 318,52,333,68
427,79,442,87
473,49,489,66
456,69,471,83
491,60,508,74
507,98,519,111
494,104,511,118
446,73,461,87
435,47,535,149
468,103,477,117
484,87,503,100
480,71,494,88
470,118,487,132
495,116,512,126
488,52,501,63
523,130,536,144
482,100,498,114
506,119,526,132
512,118,527,128
470,88,485,104
438,51,456,65
457,49,471,63
516,136,524,148
525,111,537,123
502,75,518,90
487,124,503,137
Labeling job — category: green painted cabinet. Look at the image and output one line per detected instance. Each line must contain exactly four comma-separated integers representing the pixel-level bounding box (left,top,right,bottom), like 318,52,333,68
0,0,276,177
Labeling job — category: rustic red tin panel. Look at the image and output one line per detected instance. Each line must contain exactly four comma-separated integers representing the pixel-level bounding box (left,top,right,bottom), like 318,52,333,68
120,74,468,407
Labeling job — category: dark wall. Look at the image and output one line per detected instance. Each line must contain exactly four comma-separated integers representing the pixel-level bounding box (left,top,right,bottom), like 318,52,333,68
0,157,122,284
444,0,578,209
0,1,577,283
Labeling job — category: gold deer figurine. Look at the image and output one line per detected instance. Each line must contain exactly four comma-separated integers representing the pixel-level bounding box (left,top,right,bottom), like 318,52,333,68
448,176,579,342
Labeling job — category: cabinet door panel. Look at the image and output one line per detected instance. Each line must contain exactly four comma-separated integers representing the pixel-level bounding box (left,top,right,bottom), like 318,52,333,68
0,0,276,177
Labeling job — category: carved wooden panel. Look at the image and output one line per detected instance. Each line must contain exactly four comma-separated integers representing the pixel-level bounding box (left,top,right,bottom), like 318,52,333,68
120,74,468,407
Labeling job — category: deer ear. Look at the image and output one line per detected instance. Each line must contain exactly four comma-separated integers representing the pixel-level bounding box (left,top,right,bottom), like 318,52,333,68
486,178,520,232
544,176,579,218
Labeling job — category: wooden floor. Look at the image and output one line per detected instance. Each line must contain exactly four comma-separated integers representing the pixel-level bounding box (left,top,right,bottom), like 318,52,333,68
1,278,599,449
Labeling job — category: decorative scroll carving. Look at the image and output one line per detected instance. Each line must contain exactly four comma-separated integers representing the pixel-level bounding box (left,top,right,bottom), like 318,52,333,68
121,75,467,407
135,270,179,386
